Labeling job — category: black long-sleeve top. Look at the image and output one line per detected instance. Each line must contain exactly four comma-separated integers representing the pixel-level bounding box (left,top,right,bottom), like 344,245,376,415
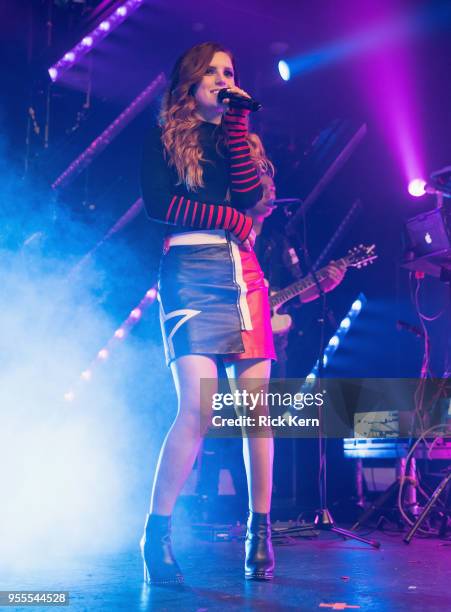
140,109,262,243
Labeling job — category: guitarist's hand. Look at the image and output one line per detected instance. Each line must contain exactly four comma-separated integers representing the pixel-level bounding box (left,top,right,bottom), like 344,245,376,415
322,261,347,292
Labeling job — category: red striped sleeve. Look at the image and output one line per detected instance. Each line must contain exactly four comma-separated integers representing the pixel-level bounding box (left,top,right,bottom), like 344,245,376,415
165,195,177,222
199,203,206,226
206,205,214,229
182,199,191,225
215,205,224,228
191,200,198,224
173,196,184,223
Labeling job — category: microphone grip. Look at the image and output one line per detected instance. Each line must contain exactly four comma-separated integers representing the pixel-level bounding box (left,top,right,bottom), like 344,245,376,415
218,89,262,112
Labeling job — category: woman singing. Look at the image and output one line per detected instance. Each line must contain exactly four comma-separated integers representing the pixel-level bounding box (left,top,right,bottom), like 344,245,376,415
140,42,276,583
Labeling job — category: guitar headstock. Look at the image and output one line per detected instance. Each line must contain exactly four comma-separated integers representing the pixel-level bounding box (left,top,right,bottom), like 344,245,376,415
345,244,378,269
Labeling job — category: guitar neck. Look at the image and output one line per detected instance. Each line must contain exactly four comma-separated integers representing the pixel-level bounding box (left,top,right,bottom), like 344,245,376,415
269,258,348,309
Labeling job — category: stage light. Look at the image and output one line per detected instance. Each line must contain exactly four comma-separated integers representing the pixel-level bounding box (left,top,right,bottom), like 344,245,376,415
66,284,158,399
328,335,340,347
351,299,362,313
303,293,367,384
52,73,165,189
340,317,351,330
64,391,75,402
48,0,145,83
408,178,426,197
278,60,290,81
130,308,142,320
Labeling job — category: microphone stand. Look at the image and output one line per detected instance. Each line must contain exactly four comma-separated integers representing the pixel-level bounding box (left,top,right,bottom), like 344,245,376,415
286,220,380,548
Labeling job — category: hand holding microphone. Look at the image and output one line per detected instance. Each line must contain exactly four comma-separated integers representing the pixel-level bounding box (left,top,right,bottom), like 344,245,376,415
218,86,262,112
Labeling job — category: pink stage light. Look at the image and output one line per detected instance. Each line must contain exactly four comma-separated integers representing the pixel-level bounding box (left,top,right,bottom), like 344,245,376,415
355,13,425,192
146,288,157,300
130,308,142,320
66,286,157,399
408,178,426,197
48,0,144,83
52,73,165,189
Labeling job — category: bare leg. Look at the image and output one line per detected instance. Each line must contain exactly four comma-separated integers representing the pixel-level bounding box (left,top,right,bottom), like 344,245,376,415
150,354,217,515
226,358,273,513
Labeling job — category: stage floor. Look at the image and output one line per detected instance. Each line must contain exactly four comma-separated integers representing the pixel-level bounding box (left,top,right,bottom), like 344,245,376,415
2,531,450,611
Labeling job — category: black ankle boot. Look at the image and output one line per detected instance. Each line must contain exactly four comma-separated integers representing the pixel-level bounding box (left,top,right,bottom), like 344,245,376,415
244,511,275,580
140,513,184,584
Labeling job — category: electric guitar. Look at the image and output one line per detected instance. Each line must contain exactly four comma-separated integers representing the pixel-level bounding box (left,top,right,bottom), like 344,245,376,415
269,244,377,334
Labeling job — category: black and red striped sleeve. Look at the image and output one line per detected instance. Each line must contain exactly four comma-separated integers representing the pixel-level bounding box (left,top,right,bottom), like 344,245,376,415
140,127,253,243
222,108,263,209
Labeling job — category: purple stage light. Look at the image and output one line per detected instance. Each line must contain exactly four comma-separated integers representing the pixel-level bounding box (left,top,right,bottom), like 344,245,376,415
408,178,426,197
52,73,166,189
48,0,144,83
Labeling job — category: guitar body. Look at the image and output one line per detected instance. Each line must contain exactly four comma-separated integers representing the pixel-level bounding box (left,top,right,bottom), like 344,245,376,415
271,310,292,334
269,288,292,334
267,245,377,336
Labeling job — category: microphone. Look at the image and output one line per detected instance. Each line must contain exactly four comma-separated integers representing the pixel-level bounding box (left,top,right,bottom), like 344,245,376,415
273,198,303,206
217,88,262,112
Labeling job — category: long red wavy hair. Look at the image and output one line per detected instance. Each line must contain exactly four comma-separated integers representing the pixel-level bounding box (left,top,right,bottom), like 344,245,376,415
160,42,273,191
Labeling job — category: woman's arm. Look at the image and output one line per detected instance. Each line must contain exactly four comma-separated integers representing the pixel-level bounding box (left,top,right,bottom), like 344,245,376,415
223,108,263,209
140,128,253,243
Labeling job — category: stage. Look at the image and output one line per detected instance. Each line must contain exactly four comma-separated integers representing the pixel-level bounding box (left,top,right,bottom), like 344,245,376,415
2,530,450,611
